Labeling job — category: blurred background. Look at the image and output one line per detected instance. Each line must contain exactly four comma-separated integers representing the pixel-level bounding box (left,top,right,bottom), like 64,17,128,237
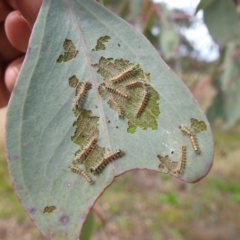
1,0,240,239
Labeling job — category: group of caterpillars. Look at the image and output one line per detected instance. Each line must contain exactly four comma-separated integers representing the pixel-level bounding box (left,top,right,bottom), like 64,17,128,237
157,121,205,175
102,65,151,118
68,76,123,185
69,138,123,185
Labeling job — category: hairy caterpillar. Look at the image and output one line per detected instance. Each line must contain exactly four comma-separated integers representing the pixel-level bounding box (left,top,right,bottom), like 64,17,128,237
104,83,129,99
73,81,92,108
189,133,201,154
90,149,122,175
75,137,98,163
68,164,93,184
108,98,124,118
179,125,201,154
135,89,150,117
179,125,192,136
125,81,149,89
111,66,138,84
174,145,187,174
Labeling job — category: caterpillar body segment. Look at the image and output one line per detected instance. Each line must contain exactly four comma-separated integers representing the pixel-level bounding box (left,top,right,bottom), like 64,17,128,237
189,134,201,155
174,145,187,174
75,137,98,163
135,89,150,117
68,164,93,184
73,81,92,108
108,98,124,118
111,66,138,84
104,83,129,99
90,149,122,175
125,80,149,89
179,125,201,155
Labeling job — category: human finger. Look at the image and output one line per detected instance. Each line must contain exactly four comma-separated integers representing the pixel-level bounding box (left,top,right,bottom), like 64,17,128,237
4,55,24,92
0,22,22,62
16,0,42,27
5,10,31,52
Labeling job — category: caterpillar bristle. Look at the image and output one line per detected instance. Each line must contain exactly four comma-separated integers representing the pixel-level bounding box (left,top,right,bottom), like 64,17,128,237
175,145,187,174
75,137,98,163
179,125,201,155
125,80,148,89
135,89,150,117
108,98,124,118
104,83,129,99
111,66,138,84
179,125,192,136
189,134,201,155
68,164,93,184
90,149,122,175
73,81,92,108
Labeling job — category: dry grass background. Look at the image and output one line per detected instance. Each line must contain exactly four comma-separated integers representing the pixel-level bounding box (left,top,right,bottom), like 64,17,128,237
0,108,6,151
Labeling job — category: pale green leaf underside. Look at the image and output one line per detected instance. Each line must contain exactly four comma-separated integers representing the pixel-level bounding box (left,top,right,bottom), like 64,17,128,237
6,0,213,239
203,0,240,47
207,42,240,129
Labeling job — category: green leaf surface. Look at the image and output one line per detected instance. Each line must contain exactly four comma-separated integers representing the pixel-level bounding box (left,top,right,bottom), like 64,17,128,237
5,0,213,239
127,0,145,21
194,0,215,15
207,80,240,129
159,5,179,60
220,42,238,90
203,0,240,47
207,42,240,129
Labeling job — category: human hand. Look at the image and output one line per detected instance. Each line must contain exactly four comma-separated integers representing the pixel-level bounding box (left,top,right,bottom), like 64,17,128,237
0,0,42,108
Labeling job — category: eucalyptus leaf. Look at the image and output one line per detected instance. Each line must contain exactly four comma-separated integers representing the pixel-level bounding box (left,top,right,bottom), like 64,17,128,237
220,42,238,91
159,5,179,60
207,42,240,129
194,0,215,15
127,0,145,21
6,0,213,239
207,80,240,129
203,0,240,47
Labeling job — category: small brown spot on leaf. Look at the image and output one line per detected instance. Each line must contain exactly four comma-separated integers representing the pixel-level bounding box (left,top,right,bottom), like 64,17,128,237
43,206,57,214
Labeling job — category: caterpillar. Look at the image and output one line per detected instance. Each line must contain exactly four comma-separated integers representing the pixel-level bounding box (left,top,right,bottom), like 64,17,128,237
108,98,124,118
111,66,138,84
90,149,122,175
179,125,201,154
135,89,150,117
125,81,149,89
179,125,192,136
75,137,98,163
73,81,92,108
68,164,93,185
174,145,187,174
104,83,129,99
189,133,201,155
